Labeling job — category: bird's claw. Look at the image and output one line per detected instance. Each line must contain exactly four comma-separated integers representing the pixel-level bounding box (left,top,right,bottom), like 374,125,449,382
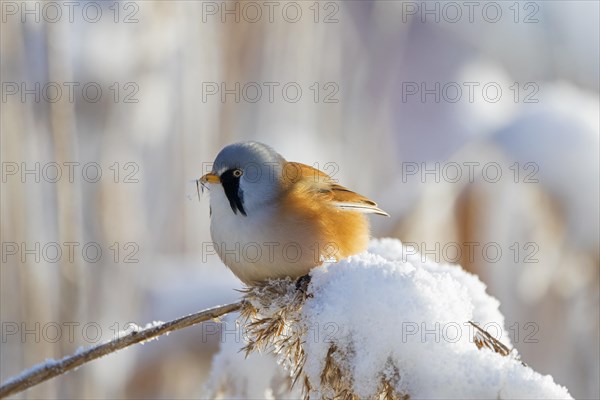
295,274,312,296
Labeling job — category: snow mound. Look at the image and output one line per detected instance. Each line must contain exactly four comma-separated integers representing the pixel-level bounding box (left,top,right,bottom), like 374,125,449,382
208,238,572,399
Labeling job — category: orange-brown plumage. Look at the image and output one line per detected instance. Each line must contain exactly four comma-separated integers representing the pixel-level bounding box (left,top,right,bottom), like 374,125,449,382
277,162,372,263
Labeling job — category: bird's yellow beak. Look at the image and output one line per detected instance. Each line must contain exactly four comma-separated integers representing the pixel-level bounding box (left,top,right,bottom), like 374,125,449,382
200,172,220,184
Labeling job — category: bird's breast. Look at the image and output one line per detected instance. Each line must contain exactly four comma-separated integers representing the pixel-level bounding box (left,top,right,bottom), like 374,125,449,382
208,186,370,284
208,191,321,283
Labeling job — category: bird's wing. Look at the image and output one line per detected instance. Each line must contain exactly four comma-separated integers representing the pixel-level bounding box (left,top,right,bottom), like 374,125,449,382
284,162,389,217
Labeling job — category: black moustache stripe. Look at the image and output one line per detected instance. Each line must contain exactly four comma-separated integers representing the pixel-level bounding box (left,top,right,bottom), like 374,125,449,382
221,170,247,216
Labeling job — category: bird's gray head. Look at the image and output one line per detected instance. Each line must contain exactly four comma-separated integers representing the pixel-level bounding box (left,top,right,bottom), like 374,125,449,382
202,141,286,216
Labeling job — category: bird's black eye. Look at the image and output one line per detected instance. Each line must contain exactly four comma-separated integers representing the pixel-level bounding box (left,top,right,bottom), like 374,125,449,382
233,169,243,178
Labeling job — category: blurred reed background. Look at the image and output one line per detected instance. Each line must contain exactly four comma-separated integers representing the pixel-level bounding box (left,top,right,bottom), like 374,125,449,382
1,1,598,398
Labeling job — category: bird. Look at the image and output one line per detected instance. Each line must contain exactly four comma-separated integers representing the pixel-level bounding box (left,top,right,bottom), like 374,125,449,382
200,141,389,285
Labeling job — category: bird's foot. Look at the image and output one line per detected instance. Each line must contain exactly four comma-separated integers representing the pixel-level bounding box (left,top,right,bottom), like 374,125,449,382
295,274,312,296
